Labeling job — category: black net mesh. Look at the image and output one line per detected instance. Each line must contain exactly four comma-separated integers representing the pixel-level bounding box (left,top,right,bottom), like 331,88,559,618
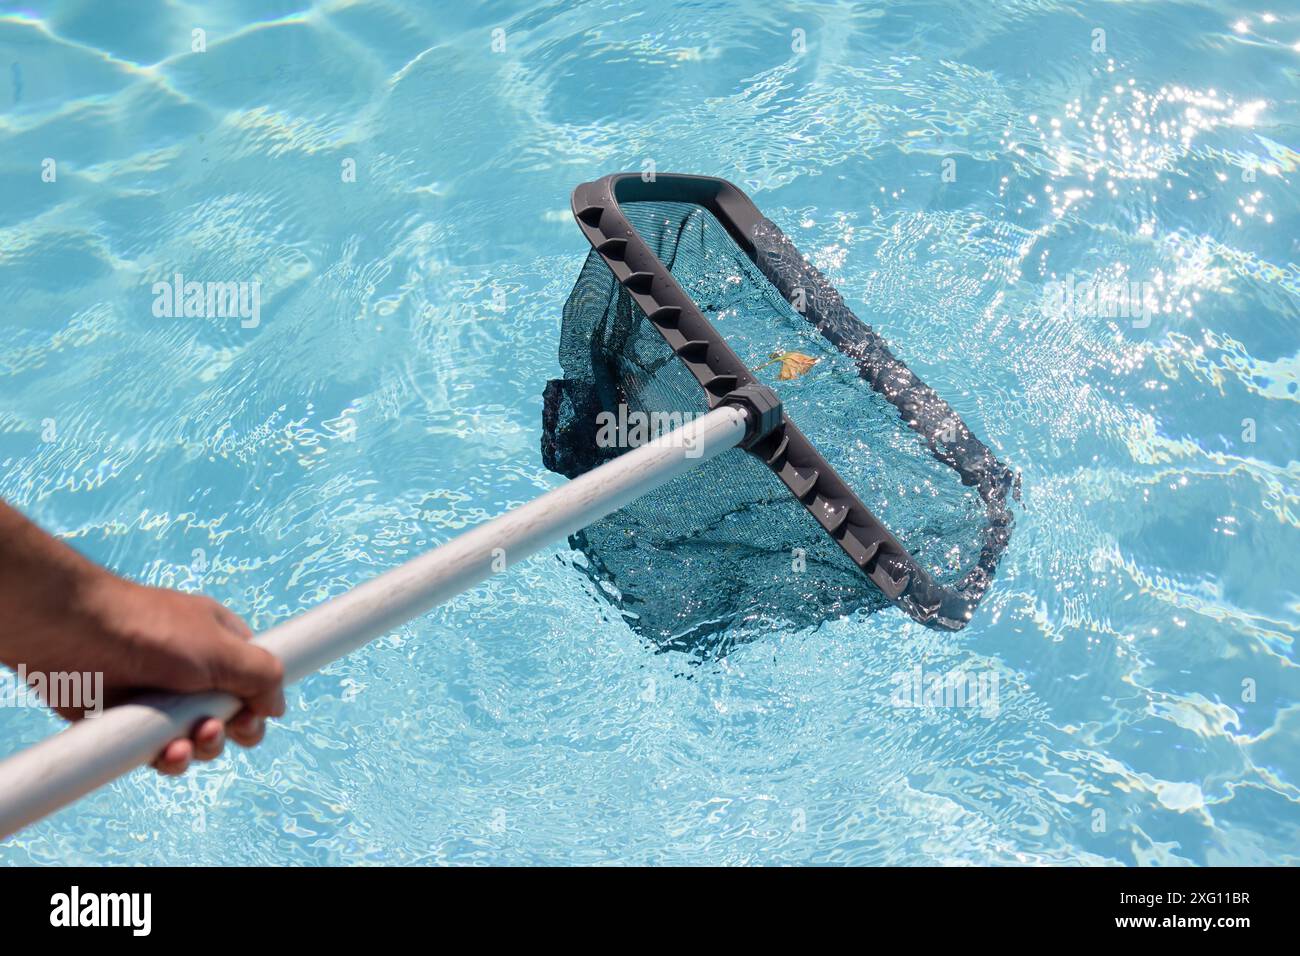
543,200,1002,655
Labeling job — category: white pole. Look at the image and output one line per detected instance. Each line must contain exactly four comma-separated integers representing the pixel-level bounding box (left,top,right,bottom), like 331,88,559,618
0,404,750,839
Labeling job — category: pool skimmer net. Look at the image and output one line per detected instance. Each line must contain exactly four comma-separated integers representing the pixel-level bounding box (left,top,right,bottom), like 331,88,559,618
543,173,1015,644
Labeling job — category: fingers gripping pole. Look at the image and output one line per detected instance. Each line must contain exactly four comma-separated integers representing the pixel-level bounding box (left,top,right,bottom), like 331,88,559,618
0,404,752,839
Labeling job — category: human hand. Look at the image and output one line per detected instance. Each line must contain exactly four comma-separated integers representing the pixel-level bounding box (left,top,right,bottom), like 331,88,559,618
6,573,284,776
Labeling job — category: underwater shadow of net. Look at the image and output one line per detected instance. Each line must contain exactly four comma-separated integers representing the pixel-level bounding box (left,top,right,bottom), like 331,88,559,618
543,198,1015,657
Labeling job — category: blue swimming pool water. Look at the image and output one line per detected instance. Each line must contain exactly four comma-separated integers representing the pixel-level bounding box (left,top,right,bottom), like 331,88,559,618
1,0,1297,865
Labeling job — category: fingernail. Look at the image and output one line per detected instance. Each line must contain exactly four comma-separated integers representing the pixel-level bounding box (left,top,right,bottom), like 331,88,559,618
236,713,261,734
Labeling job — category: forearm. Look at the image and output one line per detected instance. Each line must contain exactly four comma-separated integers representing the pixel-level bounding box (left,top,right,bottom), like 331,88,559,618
0,501,112,665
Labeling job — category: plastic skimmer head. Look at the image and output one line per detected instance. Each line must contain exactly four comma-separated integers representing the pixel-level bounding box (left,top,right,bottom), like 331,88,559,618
542,173,1015,653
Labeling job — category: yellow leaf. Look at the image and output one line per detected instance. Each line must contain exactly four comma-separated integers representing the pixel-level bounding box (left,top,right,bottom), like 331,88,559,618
776,351,817,380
